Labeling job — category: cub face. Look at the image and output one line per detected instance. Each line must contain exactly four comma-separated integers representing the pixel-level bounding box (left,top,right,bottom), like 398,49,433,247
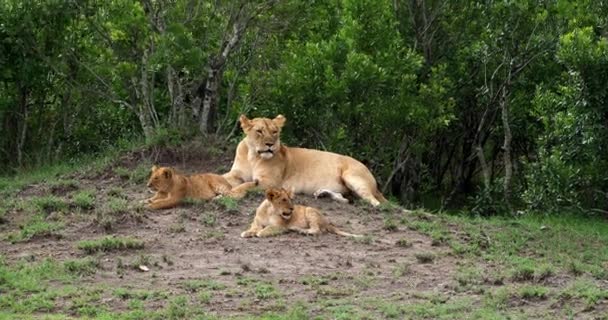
147,166,174,193
265,187,295,220
239,114,286,160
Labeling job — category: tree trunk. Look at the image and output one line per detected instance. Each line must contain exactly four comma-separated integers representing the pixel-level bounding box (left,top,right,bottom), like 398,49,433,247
16,87,29,167
500,69,513,213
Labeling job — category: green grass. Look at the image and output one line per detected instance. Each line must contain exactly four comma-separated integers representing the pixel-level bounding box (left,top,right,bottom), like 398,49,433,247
72,190,96,210
7,215,64,243
31,195,68,214
182,279,226,292
414,252,435,264
560,278,608,308
518,285,549,300
215,196,239,211
77,236,144,254
63,257,101,276
48,179,79,192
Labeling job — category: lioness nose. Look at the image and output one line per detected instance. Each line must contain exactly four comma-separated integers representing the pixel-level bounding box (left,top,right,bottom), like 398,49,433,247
265,143,273,147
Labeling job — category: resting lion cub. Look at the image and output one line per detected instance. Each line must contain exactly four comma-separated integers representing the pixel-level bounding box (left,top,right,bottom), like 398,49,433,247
143,166,256,209
241,187,361,238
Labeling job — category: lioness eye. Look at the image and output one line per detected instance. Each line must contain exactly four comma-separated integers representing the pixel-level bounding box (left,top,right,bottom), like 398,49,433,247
272,130,278,134
256,129,262,134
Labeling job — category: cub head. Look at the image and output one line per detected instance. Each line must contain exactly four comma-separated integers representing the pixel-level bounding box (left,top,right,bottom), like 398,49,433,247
239,114,286,160
147,165,175,193
265,187,295,220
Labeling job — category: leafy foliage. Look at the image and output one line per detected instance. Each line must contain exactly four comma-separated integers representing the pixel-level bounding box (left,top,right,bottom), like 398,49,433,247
1,0,608,214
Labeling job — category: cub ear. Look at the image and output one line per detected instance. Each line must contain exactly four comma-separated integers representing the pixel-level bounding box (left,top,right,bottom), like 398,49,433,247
239,115,252,131
163,168,173,179
265,188,278,201
151,165,158,172
273,115,286,128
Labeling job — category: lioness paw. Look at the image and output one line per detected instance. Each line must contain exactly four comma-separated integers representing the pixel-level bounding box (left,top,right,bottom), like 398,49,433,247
241,231,255,238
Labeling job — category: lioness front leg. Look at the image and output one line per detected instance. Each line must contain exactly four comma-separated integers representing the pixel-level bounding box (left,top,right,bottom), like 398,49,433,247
148,196,181,210
256,226,287,237
226,181,258,199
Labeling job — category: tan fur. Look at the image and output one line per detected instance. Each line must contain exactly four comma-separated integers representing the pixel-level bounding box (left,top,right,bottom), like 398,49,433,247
143,166,256,209
223,114,387,206
241,187,361,238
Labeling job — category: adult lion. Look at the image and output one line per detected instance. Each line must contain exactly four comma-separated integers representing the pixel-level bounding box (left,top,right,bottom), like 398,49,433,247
223,115,387,206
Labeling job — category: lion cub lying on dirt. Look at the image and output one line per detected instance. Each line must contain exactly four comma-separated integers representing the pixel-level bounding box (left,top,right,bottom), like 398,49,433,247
143,166,256,209
241,187,361,238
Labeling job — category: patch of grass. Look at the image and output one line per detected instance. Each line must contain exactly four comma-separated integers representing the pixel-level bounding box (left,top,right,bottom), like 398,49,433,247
72,190,95,210
414,252,435,264
77,236,144,254
560,279,608,309
105,197,129,215
215,196,238,211
254,283,281,300
201,230,225,240
508,258,536,282
483,287,509,310
383,217,398,231
113,288,166,300
400,296,473,319
182,279,226,292
169,223,186,233
114,166,131,180
113,163,152,185
454,266,484,291
392,263,411,277
198,291,212,304
518,285,549,300
395,238,412,248
378,302,402,318
301,275,330,286
107,187,127,198
48,179,79,192
7,215,64,243
31,196,68,214
131,163,152,184
63,257,101,277
201,214,217,227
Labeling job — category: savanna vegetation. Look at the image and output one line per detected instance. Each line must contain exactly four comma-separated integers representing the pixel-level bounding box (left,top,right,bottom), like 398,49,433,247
1,0,607,319
2,0,607,214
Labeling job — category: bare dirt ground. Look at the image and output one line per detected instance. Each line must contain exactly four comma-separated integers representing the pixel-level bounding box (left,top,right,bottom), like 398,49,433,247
1,144,607,319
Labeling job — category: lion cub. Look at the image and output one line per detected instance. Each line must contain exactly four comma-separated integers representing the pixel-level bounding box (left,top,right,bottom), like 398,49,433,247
143,166,256,210
241,187,361,238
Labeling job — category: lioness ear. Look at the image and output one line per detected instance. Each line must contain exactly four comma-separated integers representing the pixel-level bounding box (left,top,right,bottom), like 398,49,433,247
239,115,252,131
265,189,277,201
151,165,158,172
273,115,286,128
163,168,173,179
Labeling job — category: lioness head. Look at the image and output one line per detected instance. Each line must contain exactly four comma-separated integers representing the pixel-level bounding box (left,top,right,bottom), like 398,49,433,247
239,114,286,159
265,187,295,220
147,165,175,193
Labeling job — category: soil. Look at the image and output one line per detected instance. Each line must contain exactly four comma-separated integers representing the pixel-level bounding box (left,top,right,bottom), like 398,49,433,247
0,145,605,318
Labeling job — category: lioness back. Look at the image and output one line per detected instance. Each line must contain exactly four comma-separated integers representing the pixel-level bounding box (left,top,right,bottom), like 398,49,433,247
282,147,374,194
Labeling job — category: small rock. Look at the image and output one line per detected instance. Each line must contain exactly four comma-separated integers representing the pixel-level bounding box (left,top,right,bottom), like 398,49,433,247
138,265,150,272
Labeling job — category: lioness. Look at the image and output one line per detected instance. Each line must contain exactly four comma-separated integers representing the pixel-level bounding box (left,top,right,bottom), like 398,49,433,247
143,166,256,209
223,115,387,206
241,187,361,238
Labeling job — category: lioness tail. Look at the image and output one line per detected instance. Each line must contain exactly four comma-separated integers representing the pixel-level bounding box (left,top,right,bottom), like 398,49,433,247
328,225,362,238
